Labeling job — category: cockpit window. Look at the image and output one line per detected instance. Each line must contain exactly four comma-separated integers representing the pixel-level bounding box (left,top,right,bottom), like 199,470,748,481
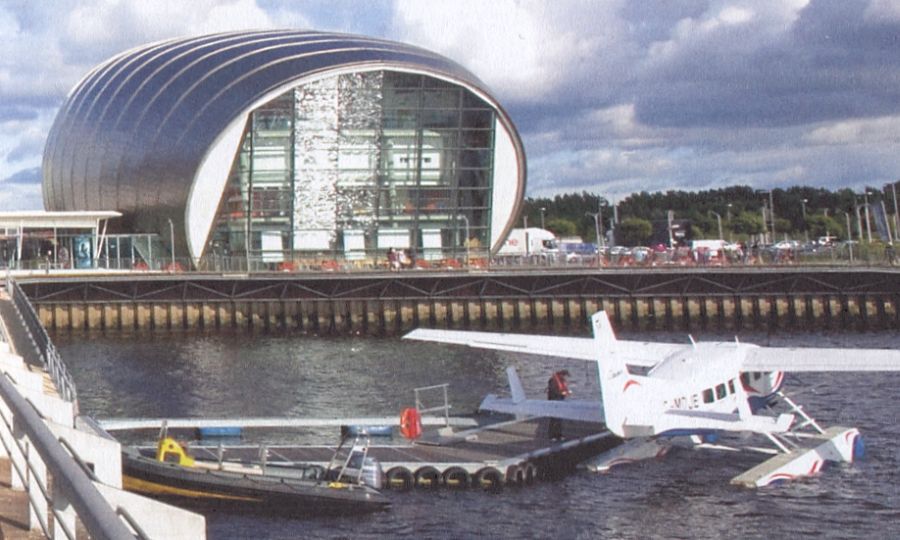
703,389,714,403
715,383,727,400
728,379,736,394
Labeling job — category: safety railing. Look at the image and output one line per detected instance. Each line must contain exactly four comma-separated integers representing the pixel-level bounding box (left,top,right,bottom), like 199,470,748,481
0,373,140,539
5,275,77,404
414,383,452,428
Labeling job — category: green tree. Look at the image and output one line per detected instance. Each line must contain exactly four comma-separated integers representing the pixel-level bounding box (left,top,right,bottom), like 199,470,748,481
730,211,764,236
806,214,845,239
617,217,652,246
545,217,577,237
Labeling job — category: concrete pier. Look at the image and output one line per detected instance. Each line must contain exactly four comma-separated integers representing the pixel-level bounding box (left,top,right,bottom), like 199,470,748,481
17,268,900,335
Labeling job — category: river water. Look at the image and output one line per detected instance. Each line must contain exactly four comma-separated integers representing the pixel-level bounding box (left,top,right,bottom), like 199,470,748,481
51,326,900,539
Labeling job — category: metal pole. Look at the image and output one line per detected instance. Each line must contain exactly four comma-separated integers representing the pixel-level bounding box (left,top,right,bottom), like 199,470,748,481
769,190,775,241
709,211,722,240
802,199,808,243
855,202,863,241
760,205,768,244
864,192,873,243
167,218,175,268
845,212,854,264
891,182,900,240
523,215,529,257
540,207,546,230
881,200,893,244
586,211,601,268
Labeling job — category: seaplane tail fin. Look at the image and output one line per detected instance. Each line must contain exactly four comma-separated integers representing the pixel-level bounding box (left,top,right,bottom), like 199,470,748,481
506,367,526,403
591,311,631,438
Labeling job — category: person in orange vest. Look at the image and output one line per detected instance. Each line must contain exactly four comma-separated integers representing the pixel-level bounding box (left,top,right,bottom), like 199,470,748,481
547,369,571,441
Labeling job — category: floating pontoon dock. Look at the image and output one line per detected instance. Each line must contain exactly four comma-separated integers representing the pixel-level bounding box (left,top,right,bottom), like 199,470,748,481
107,416,621,490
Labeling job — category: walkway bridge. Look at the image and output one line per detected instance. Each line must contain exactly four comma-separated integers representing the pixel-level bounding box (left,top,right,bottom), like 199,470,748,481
0,277,205,539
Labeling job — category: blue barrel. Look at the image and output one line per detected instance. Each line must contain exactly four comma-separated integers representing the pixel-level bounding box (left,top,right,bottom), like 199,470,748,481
196,426,242,438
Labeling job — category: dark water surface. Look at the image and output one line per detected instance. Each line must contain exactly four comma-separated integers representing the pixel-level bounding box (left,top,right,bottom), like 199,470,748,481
52,327,900,539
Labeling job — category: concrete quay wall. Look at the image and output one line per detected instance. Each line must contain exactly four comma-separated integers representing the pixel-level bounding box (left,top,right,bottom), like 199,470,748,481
25,273,900,335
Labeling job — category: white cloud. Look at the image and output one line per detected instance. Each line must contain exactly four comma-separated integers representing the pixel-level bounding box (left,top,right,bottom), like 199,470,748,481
864,0,900,22
392,0,627,102
804,116,900,146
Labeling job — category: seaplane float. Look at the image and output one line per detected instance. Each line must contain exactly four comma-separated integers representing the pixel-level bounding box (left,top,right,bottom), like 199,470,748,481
405,310,900,487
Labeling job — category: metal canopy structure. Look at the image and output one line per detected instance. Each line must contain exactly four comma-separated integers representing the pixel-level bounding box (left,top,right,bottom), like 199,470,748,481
0,211,121,229
0,211,122,268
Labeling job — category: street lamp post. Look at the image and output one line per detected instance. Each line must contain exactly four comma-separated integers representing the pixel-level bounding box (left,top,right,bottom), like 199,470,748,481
844,212,854,264
864,191,873,243
757,190,775,243
540,207,546,230
802,199,808,242
891,181,900,242
709,211,723,240
166,218,175,269
585,211,602,268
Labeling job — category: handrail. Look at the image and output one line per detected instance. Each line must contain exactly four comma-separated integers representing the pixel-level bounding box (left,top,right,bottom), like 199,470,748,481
0,373,137,539
5,276,78,405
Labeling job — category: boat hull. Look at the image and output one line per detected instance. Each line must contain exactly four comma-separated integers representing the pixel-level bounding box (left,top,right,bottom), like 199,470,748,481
121,448,389,515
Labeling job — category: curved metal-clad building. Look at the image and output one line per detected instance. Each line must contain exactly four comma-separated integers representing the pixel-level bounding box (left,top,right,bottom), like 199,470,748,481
43,30,526,265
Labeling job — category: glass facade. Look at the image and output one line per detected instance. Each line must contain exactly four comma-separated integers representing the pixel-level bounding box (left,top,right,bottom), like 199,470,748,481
207,71,496,264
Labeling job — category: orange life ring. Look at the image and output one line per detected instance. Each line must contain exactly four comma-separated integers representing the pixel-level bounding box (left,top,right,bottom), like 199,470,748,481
399,407,422,440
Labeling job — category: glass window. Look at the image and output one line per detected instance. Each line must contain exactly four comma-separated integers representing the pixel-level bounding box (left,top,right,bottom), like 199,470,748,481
703,389,714,404
728,379,736,395
462,109,493,128
209,70,497,261
421,109,459,128
461,129,492,149
715,384,727,400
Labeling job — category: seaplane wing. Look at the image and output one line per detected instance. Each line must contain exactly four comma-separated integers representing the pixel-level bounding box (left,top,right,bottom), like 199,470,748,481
403,328,599,360
403,328,672,368
742,346,900,372
479,394,604,422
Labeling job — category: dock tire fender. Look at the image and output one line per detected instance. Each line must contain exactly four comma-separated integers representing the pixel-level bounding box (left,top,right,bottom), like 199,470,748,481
523,462,537,485
442,466,470,489
474,467,503,491
385,467,414,491
414,466,441,489
506,464,523,486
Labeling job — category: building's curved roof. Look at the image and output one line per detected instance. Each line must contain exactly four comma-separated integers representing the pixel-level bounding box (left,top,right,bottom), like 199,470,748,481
42,30,525,249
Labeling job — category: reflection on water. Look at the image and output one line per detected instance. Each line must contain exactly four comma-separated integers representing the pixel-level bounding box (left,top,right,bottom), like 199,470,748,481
52,328,900,539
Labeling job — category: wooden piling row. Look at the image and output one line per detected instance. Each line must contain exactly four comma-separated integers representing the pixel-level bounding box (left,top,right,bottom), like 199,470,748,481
35,293,900,334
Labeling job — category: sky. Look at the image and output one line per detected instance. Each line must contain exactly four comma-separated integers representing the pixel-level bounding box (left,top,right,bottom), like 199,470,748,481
1,0,899,211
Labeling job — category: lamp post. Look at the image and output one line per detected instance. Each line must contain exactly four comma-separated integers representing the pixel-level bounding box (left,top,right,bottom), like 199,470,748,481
709,211,723,240
760,205,768,244
891,182,900,242
585,211,602,268
844,212,854,264
540,207,546,230
166,218,175,268
757,189,775,243
864,191,873,243
802,199,808,243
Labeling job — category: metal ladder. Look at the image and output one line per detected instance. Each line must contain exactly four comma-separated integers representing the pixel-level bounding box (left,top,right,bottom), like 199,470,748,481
323,432,373,486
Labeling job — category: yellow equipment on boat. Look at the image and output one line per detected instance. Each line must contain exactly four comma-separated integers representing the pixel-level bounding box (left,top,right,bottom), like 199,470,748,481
156,437,195,467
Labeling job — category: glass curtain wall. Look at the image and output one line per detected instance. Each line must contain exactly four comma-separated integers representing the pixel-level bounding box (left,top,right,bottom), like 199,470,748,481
207,70,495,267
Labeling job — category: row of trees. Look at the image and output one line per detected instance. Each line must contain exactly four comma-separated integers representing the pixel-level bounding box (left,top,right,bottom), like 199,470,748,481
521,185,900,247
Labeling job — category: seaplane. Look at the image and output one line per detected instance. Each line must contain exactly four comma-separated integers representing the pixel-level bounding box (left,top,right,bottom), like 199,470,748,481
404,311,900,487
